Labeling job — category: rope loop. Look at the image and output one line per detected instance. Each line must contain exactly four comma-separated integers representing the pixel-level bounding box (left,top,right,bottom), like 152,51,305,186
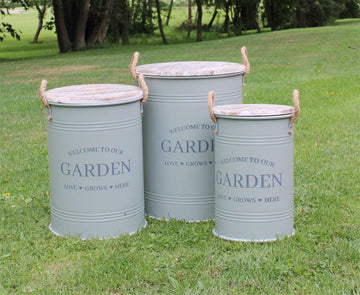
138,74,148,105
290,89,300,124
208,90,217,125
39,80,49,109
129,51,139,81
241,46,250,79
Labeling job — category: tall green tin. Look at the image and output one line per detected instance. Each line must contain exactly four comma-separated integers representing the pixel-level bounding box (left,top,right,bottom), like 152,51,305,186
131,48,250,221
39,81,148,239
208,90,300,242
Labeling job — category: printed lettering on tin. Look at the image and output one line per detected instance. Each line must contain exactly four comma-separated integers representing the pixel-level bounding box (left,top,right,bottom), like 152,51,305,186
220,156,275,167
67,146,124,156
216,193,281,204
160,122,216,168
63,182,129,191
60,146,132,192
160,139,215,153
60,161,131,177
168,123,216,134
216,155,286,204
216,171,282,188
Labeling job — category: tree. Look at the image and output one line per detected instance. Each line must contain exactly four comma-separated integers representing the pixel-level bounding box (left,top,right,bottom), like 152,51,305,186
86,0,113,45
155,0,167,44
119,0,130,45
232,0,243,35
293,0,338,27
195,0,202,41
130,0,156,35
204,4,218,30
223,0,231,36
186,0,192,39
1,0,51,43
52,0,114,53
241,0,261,32
108,0,130,45
334,0,360,18
336,0,360,18
0,3,22,42
30,0,51,43
263,0,295,30
165,0,173,26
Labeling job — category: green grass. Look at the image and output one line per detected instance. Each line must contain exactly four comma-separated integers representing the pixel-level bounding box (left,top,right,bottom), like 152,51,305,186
1,10,360,295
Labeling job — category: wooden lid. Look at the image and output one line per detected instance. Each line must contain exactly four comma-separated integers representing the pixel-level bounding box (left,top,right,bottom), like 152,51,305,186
136,61,246,77
213,104,294,117
45,84,143,106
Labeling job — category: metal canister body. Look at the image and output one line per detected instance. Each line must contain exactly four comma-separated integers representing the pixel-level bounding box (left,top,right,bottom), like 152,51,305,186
42,84,146,239
210,101,299,242
136,62,247,221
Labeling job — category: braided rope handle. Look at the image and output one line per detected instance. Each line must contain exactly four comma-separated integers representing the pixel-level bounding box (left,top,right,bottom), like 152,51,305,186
208,90,217,124
290,89,300,124
241,46,250,78
138,74,148,105
129,51,139,81
129,51,148,106
39,79,49,109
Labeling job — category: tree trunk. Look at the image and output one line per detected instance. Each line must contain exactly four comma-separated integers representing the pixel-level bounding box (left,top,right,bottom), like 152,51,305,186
110,21,120,44
186,0,192,39
120,0,130,45
233,1,243,36
165,0,173,26
86,0,113,45
195,0,202,42
141,0,147,33
241,0,261,32
264,0,281,31
121,26,129,45
53,0,72,53
224,1,231,36
53,0,117,53
188,0,192,26
155,0,168,44
32,2,47,44
73,0,90,49
206,8,217,30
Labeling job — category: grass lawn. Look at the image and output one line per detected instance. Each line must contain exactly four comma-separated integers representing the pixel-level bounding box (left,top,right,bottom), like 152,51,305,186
0,9,360,294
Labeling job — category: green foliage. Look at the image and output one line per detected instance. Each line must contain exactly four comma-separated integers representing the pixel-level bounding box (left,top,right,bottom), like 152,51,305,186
0,21,21,41
262,0,360,30
337,0,360,18
293,0,338,27
0,4,22,42
263,0,296,30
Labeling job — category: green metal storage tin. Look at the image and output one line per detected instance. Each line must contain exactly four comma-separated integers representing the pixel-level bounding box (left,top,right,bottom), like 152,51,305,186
39,81,148,239
131,48,250,221
208,90,300,242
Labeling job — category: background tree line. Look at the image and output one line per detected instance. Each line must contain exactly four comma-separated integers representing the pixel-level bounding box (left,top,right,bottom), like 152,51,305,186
1,0,359,52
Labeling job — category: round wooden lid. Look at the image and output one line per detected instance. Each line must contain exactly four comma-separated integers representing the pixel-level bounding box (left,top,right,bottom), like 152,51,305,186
136,61,246,77
45,84,143,106
213,104,294,117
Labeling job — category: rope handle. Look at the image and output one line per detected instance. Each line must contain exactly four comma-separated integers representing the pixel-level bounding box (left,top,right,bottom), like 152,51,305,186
39,79,49,109
129,51,139,81
207,89,218,125
290,89,300,124
241,46,250,79
208,91,218,134
288,89,300,134
128,52,148,106
138,74,148,105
